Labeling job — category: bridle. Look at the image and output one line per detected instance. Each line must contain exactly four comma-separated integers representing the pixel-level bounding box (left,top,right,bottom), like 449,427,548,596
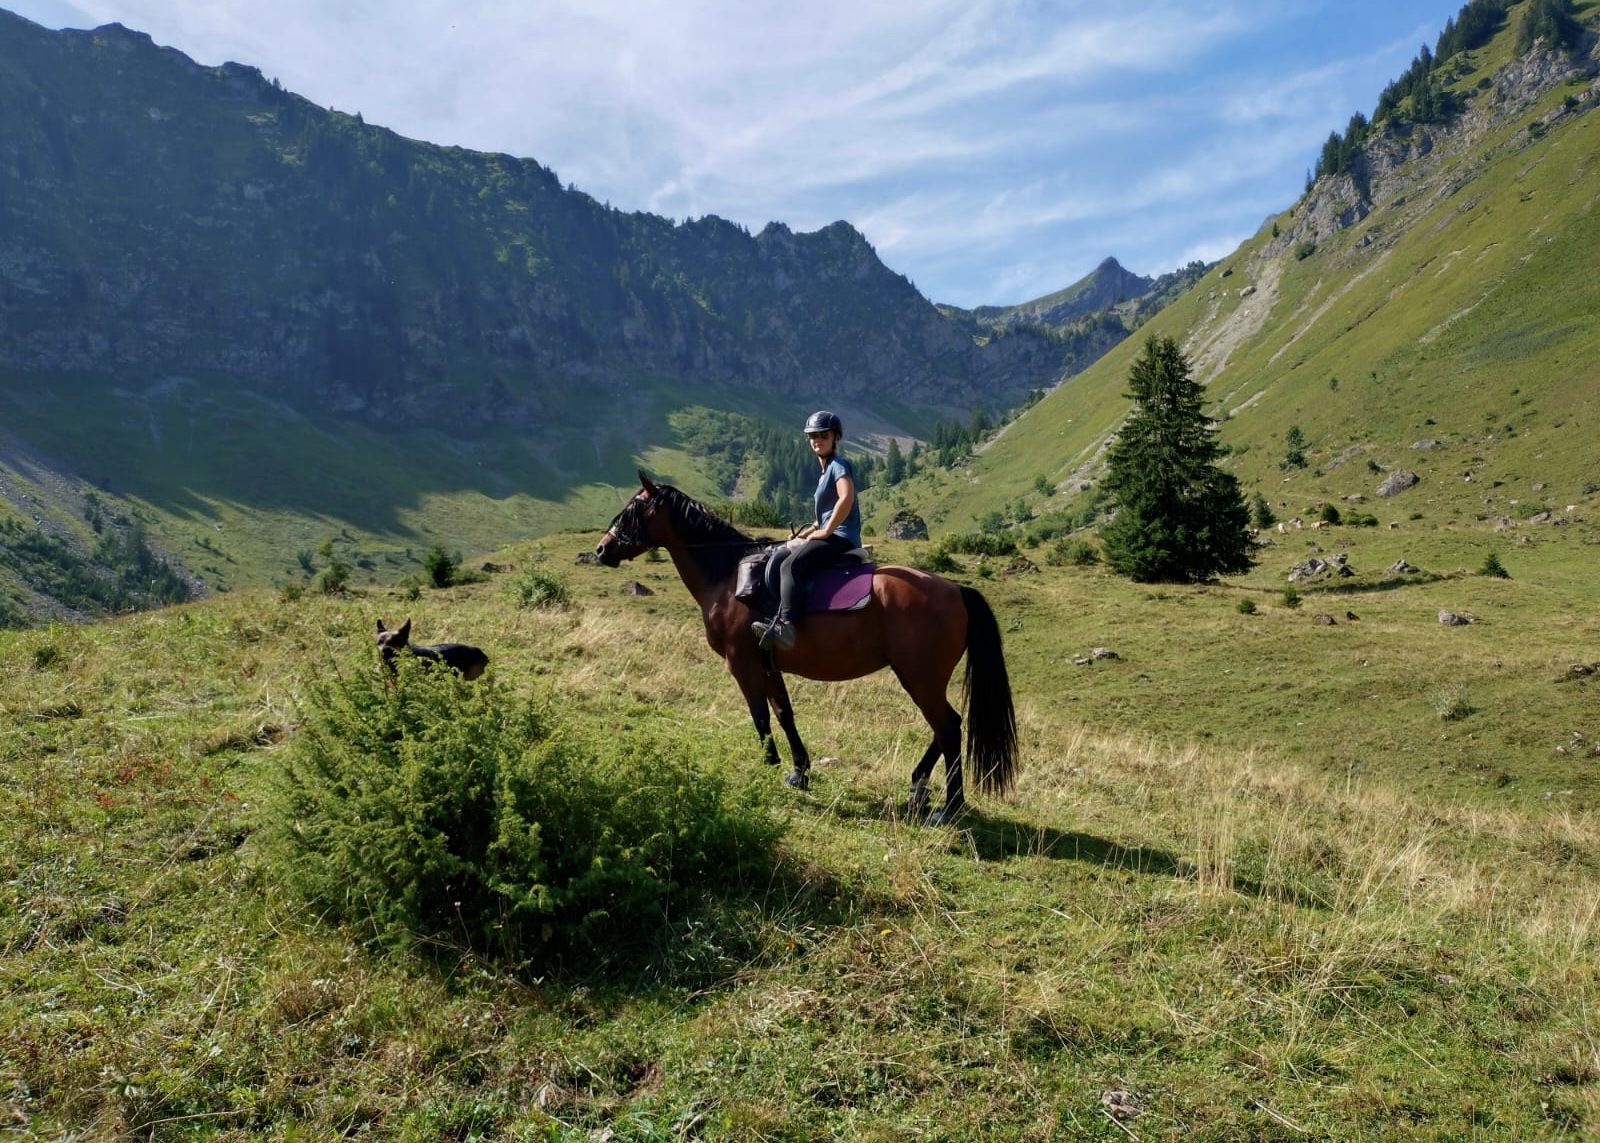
600,494,652,551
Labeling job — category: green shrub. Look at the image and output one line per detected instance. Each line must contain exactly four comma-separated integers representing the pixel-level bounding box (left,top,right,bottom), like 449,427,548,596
509,566,571,610
1236,598,1257,615
266,658,780,965
278,582,304,603
920,549,962,574
316,559,351,594
1480,551,1510,579
1319,503,1342,525
943,532,1017,557
1294,240,1318,260
422,544,458,589
1282,586,1302,609
1046,537,1100,567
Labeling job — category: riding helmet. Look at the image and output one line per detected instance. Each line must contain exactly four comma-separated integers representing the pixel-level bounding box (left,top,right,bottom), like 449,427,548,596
804,409,843,435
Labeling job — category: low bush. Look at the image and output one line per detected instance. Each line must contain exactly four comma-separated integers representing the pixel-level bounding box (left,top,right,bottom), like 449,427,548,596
918,549,962,574
1236,598,1257,615
1045,537,1100,567
509,566,571,610
422,544,458,589
942,532,1017,557
266,657,781,966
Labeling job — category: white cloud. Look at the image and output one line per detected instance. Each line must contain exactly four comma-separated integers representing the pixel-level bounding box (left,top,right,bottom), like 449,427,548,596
11,0,1466,305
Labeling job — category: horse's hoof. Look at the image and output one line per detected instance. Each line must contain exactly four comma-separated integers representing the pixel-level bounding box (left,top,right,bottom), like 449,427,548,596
907,781,930,818
926,806,963,827
785,769,810,790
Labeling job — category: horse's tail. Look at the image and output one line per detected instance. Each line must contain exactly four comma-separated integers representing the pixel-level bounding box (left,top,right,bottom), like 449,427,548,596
960,585,1018,796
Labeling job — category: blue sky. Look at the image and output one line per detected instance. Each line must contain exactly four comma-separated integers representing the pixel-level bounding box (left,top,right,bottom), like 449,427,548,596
8,0,1468,307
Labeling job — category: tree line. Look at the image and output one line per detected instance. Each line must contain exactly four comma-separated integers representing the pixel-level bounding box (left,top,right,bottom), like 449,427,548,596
1311,0,1582,183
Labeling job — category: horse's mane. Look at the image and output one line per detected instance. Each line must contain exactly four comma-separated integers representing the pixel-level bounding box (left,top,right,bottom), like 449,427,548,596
653,484,762,549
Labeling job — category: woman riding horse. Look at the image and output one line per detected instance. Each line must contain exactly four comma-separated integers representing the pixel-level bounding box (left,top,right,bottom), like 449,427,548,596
595,464,1018,825
752,409,861,653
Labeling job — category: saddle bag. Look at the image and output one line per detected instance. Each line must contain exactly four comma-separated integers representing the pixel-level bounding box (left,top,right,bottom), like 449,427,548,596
734,548,774,606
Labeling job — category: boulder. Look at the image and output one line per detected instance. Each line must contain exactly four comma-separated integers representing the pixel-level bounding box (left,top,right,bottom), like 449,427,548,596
1313,613,1337,625
575,551,601,565
1438,610,1471,626
622,580,654,596
883,510,929,541
1389,559,1413,574
1377,470,1420,497
1412,439,1441,450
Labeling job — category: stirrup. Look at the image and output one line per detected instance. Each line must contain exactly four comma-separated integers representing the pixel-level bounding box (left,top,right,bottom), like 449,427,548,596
767,619,796,651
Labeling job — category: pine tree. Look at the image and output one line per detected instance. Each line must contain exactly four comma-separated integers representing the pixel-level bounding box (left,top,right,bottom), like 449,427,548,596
1099,336,1254,583
1518,0,1581,52
885,438,905,485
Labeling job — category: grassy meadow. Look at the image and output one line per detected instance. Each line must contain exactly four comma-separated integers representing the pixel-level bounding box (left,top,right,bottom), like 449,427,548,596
4,516,1599,1139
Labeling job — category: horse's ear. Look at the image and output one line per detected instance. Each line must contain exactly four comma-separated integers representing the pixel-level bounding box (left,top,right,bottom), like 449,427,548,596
376,617,386,633
398,618,411,639
638,470,657,497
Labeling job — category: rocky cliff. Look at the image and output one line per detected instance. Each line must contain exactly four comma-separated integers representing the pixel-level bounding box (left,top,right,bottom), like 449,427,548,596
0,12,1066,435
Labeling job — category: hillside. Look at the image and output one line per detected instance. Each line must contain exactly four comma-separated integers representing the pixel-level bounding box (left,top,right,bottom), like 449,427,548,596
890,8,1600,549
0,8,1082,619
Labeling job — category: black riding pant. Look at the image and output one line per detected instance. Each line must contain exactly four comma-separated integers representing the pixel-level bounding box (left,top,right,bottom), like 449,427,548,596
776,534,855,622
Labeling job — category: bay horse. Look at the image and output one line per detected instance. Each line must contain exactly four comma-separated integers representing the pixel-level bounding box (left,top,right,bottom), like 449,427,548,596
596,473,1017,823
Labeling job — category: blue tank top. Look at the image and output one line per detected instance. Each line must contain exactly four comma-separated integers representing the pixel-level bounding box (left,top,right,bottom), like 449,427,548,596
815,456,862,546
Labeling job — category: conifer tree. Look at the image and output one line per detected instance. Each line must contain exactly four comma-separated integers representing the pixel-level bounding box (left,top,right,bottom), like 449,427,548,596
1099,336,1254,583
885,438,905,485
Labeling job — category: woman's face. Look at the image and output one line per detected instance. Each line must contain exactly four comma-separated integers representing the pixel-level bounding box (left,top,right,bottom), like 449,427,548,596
808,430,837,460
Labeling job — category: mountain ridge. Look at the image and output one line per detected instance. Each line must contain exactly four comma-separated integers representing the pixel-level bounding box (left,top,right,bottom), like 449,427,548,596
0,9,1066,438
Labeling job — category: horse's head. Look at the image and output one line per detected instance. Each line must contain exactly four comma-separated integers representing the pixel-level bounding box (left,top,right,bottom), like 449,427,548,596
596,471,664,567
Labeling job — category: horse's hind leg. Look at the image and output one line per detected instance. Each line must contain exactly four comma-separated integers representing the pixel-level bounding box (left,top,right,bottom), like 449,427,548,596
897,662,966,823
928,703,965,826
907,738,940,818
765,669,810,790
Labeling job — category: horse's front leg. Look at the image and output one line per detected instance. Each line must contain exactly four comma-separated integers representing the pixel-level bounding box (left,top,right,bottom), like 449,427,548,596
765,668,810,790
726,648,782,768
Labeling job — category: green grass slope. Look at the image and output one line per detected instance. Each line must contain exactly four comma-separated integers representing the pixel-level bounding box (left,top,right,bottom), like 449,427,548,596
3,528,1599,1138
895,25,1599,543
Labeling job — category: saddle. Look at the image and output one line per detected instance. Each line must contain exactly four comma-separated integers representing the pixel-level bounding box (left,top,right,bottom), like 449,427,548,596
735,544,873,620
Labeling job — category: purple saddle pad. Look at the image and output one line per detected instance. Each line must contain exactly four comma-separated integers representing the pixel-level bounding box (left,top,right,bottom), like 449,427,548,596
804,562,875,613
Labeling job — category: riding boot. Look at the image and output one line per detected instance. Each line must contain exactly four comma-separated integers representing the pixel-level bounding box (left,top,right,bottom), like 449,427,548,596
766,617,796,651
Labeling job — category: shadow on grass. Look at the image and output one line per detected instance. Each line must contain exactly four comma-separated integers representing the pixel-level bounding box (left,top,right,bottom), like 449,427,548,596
410,849,887,1007
957,806,1331,910
808,782,1328,911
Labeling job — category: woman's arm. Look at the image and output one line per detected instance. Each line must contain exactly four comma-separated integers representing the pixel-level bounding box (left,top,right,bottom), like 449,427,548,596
817,473,856,537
